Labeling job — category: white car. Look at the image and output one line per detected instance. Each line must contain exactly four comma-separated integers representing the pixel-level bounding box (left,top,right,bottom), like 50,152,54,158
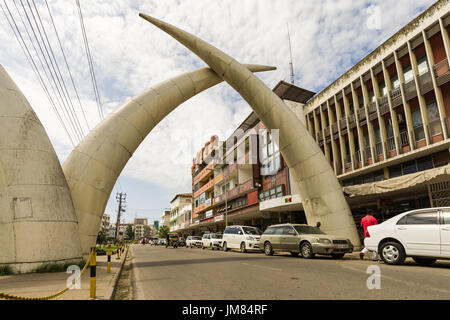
186,236,202,248
222,225,262,253
202,233,223,250
365,207,450,265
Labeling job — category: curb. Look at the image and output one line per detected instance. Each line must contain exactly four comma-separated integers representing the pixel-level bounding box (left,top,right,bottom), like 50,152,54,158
105,246,129,300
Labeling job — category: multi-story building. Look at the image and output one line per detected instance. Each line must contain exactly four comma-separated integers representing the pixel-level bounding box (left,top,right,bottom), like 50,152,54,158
154,220,159,231
181,81,314,236
133,218,148,240
302,0,450,225
99,213,110,234
161,210,170,228
180,1,450,238
169,194,193,232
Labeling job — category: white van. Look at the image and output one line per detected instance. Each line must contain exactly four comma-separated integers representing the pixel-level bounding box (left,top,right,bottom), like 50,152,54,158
222,225,262,252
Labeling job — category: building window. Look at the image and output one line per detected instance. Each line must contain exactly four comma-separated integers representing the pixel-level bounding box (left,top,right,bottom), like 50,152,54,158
378,81,387,96
391,74,400,89
260,130,280,175
259,185,284,201
403,65,413,83
417,56,429,75
426,101,442,136
411,108,425,141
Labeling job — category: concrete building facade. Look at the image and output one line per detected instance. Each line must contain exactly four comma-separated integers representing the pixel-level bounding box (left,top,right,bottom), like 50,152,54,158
169,194,193,232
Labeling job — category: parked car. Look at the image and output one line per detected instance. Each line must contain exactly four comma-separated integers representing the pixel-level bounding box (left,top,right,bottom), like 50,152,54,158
158,238,166,245
179,237,186,247
186,236,202,248
222,225,262,252
259,224,353,258
365,207,450,265
202,233,223,250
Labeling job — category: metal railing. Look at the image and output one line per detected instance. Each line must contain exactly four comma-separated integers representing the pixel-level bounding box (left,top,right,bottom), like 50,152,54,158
375,142,383,155
386,136,396,151
368,101,377,114
339,118,347,129
433,58,449,78
400,131,409,147
357,107,366,122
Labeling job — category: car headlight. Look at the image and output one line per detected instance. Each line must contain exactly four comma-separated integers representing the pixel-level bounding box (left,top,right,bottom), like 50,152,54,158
246,236,255,241
318,238,331,244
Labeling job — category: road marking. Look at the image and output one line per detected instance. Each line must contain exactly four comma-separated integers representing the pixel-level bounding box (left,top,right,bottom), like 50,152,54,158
241,262,282,272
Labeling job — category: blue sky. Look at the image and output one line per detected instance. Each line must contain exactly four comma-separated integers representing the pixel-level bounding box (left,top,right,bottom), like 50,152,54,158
0,0,435,225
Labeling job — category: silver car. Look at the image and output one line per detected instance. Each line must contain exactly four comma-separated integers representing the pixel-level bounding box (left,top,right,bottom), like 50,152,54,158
259,224,353,259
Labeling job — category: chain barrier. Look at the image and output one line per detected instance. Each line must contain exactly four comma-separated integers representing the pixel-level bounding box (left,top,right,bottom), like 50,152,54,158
0,249,94,300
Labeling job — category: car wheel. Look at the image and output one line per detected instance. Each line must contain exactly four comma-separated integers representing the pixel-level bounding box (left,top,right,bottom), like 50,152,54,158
412,257,437,266
331,253,345,259
223,242,229,252
290,251,299,257
240,242,247,253
210,243,212,250
264,242,274,256
300,242,315,259
380,242,406,265
202,244,205,250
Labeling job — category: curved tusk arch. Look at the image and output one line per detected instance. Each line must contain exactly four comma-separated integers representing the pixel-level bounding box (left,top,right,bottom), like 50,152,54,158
139,13,361,247
62,65,275,256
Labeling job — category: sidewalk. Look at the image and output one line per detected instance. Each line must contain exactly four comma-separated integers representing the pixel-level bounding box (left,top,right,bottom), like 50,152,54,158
0,249,128,300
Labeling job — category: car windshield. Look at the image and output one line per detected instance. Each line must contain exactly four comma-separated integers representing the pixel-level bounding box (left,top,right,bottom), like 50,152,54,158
294,226,325,235
242,227,262,235
192,236,202,240
211,234,222,239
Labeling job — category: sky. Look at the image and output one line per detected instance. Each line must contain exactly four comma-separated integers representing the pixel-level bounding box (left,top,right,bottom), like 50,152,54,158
0,0,435,225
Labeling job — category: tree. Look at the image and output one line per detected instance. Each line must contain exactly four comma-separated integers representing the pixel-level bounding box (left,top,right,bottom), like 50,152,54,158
158,225,169,238
126,224,134,240
97,230,106,244
144,225,154,238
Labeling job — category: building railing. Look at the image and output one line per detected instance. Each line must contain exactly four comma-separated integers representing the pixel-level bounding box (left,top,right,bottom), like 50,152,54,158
375,142,383,155
357,107,366,122
364,146,372,160
324,126,331,137
331,122,338,134
402,80,417,100
418,71,433,95
400,130,409,147
355,149,362,163
367,101,377,114
348,114,355,125
339,118,347,129
433,58,449,78
317,131,323,141
378,95,389,109
386,136,396,151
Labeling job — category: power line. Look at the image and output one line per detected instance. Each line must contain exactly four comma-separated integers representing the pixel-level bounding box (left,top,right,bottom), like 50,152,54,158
20,0,84,141
16,0,83,143
76,0,104,122
0,0,76,147
43,0,90,133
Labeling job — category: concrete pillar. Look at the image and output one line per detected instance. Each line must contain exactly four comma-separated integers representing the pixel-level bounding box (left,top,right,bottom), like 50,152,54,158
351,82,365,166
370,68,388,160
360,75,377,163
342,89,356,170
382,60,401,155
394,50,415,151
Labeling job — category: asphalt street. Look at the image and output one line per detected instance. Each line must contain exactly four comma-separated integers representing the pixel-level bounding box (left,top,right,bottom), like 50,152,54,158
130,244,450,300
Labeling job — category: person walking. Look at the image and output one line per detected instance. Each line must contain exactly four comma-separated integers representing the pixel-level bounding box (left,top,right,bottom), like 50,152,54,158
360,211,379,260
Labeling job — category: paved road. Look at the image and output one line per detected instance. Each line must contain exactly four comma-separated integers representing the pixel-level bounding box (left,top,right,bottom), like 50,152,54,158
130,244,450,300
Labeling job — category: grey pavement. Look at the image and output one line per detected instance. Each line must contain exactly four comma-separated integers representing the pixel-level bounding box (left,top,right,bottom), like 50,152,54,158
130,244,450,300
0,251,127,300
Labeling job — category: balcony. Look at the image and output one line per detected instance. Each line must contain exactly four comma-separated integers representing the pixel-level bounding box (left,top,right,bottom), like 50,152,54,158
400,130,409,147
339,118,347,130
418,71,433,96
194,178,215,197
324,126,331,137
367,101,377,114
402,80,417,101
390,87,402,108
348,114,356,129
378,95,389,110
386,136,396,152
331,122,338,135
433,58,450,86
357,107,366,123
375,142,383,155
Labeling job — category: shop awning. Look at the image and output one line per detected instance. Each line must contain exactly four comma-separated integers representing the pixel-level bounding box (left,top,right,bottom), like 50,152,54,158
343,163,450,197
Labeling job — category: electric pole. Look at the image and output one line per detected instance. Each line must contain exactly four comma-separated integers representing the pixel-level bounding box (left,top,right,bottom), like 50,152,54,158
115,192,127,241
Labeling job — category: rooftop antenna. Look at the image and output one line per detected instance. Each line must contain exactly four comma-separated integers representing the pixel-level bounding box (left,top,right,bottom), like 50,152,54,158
287,23,295,85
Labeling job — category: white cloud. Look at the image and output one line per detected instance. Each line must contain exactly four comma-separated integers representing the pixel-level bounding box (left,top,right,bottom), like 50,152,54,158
0,0,435,204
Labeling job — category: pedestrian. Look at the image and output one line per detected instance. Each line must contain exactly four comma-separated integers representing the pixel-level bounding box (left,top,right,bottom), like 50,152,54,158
316,221,321,229
360,211,379,261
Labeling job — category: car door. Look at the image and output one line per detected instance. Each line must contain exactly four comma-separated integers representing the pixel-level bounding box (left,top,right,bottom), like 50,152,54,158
440,209,450,257
270,226,284,250
280,226,298,251
236,227,244,248
395,210,440,256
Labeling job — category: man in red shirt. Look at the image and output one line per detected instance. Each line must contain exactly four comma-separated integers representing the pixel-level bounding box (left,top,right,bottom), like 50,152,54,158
360,211,379,260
